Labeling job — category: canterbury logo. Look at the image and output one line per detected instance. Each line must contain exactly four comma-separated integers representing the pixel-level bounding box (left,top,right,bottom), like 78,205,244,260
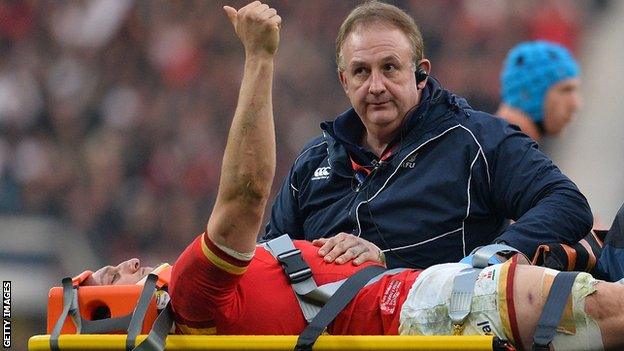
312,166,331,180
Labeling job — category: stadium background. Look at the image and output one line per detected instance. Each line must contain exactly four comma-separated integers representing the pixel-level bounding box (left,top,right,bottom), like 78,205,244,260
1,1,622,349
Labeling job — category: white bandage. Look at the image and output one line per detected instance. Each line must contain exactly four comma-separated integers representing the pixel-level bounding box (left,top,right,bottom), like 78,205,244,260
214,240,254,261
550,272,604,351
398,263,508,339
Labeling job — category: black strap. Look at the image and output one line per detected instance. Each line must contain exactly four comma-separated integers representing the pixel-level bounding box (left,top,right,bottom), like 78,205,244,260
532,271,579,351
50,278,74,351
294,265,386,351
126,274,158,351
585,232,604,256
572,242,589,271
132,304,174,351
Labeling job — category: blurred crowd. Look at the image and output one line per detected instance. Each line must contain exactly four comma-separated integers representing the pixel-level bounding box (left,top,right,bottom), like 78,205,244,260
0,0,599,266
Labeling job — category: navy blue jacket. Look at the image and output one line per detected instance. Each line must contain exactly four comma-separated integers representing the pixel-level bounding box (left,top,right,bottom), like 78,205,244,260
263,79,592,268
596,203,624,282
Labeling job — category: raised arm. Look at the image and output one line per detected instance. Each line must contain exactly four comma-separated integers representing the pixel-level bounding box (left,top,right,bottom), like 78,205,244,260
207,1,281,253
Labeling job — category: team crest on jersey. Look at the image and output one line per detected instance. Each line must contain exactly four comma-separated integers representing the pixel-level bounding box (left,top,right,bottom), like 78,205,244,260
311,166,331,180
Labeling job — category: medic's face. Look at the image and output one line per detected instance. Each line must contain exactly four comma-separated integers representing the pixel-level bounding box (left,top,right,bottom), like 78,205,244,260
87,258,153,286
338,23,423,133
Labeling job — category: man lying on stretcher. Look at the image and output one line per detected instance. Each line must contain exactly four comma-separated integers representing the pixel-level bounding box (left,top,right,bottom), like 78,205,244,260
73,2,623,350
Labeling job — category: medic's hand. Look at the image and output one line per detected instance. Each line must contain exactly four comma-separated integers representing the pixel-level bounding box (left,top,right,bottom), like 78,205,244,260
223,1,281,57
313,233,385,266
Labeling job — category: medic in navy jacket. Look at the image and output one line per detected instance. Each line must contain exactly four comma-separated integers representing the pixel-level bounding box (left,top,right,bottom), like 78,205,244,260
263,78,593,269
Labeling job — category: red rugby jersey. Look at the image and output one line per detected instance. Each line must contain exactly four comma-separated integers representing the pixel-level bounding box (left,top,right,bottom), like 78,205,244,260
169,234,420,335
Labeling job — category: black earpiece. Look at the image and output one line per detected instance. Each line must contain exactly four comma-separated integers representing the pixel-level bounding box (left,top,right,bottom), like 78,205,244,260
415,66,428,85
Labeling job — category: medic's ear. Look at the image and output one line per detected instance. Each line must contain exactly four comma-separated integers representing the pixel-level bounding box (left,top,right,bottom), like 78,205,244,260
338,70,349,94
415,59,431,90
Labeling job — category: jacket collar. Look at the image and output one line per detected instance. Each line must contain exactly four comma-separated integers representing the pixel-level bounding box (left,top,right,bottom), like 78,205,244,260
321,77,463,170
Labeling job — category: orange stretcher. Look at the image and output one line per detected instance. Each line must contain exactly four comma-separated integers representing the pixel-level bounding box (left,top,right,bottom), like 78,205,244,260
32,272,507,351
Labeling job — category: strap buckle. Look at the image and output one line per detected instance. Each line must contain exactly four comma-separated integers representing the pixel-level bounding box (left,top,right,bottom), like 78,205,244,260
277,249,313,284
448,268,480,330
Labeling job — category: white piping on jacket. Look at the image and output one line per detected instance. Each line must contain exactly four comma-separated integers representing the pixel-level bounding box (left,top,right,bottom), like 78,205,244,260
355,124,491,254
458,124,491,188
380,227,463,253
289,140,328,194
461,151,481,256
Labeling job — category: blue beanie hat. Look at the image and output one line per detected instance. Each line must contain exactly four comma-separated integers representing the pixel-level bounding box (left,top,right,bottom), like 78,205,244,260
500,41,580,123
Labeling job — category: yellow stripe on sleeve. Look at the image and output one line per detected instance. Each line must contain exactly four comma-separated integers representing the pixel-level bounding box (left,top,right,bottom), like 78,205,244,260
200,234,248,275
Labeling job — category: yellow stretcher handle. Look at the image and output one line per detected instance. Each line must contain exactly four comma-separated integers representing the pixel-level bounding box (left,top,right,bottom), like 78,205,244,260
29,334,496,350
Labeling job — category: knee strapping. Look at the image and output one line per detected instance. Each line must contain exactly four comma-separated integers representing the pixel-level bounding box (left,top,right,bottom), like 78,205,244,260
538,271,603,351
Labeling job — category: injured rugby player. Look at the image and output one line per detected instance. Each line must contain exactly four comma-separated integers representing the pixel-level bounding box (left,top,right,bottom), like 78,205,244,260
70,2,623,351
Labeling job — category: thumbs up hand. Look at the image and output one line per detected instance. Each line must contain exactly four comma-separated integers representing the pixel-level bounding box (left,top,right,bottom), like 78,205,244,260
224,1,281,58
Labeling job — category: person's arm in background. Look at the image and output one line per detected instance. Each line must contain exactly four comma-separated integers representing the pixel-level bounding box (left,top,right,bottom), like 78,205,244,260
487,122,592,258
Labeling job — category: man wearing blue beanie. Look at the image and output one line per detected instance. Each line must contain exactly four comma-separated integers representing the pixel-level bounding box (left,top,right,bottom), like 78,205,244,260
497,41,581,141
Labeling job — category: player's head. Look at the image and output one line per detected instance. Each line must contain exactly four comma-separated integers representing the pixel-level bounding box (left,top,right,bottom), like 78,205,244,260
81,258,153,286
501,41,581,135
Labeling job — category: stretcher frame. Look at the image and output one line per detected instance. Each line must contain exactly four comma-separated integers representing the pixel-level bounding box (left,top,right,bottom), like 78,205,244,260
29,334,499,350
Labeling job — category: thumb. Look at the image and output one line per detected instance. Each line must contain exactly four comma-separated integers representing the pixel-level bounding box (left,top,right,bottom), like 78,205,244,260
223,6,238,27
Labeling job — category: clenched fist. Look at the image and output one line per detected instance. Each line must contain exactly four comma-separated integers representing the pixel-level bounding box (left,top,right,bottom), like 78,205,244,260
224,1,281,57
